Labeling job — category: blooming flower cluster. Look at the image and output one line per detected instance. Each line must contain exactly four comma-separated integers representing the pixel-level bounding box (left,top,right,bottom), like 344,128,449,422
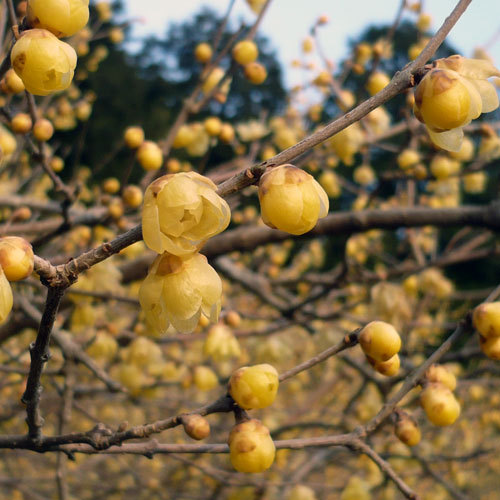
139,172,230,334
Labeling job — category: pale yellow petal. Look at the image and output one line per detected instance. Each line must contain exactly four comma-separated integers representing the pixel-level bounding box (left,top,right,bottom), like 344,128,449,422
468,78,499,113
427,127,463,152
185,254,222,322
142,186,164,253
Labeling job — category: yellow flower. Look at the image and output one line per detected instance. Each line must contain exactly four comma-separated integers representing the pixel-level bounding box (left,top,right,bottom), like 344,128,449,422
142,172,230,256
414,55,500,151
139,252,222,334
11,29,77,96
27,0,89,38
258,164,329,235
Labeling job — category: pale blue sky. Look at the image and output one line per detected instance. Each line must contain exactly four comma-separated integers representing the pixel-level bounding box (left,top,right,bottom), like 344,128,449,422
123,0,500,88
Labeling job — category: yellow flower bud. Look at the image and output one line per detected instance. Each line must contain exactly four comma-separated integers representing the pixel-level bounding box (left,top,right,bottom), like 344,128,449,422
139,252,222,334
229,364,279,410
136,141,163,171
27,0,89,38
203,323,241,361
359,321,401,362
473,302,500,338
122,185,143,208
397,148,420,170
258,164,329,235
33,118,54,142
233,40,258,65
182,414,210,440
244,62,267,85
142,172,230,256
420,383,460,426
394,412,421,446
11,113,32,134
228,419,275,473
0,268,13,324
0,237,34,281
194,43,212,64
11,29,77,96
124,126,145,149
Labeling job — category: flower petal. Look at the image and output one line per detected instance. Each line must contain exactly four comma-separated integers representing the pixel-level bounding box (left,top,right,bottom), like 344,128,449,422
468,78,499,113
427,127,464,152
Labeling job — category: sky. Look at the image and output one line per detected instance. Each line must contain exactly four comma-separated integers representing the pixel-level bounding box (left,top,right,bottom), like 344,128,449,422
122,0,500,88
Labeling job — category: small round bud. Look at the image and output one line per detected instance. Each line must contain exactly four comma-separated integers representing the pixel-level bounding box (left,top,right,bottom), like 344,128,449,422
50,156,64,172
103,177,120,194
228,419,275,473
473,302,500,338
244,62,267,84
420,383,460,426
33,118,54,142
124,126,144,149
194,43,213,64
0,236,34,281
182,414,210,440
204,117,222,137
11,114,32,134
122,185,143,208
394,412,421,446
219,123,235,143
232,40,258,65
397,149,420,170
359,321,401,362
229,363,279,410
137,141,163,171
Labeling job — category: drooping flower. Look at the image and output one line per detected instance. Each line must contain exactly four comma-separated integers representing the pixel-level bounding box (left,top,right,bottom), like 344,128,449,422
139,252,222,334
414,55,500,151
142,172,230,256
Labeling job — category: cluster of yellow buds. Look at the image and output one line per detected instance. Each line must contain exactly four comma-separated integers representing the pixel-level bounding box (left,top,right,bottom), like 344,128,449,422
139,172,230,334
11,0,90,95
227,364,279,472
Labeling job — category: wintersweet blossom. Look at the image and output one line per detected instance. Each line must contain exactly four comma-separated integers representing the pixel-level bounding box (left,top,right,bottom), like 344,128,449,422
414,55,500,151
142,172,230,256
258,164,329,235
139,252,222,334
